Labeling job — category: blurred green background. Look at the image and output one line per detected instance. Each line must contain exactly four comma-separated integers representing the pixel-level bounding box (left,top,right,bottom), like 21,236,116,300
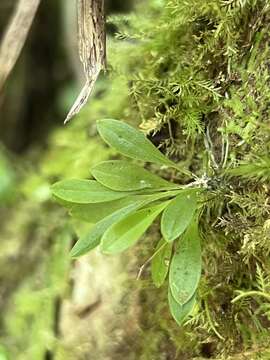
0,1,138,359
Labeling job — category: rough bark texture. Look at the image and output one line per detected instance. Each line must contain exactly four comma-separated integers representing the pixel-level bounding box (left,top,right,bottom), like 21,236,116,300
65,0,106,123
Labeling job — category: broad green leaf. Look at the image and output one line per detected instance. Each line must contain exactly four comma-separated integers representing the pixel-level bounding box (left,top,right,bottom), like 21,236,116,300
97,119,176,167
168,289,196,326
92,160,175,191
56,195,141,222
70,192,177,257
101,201,170,254
70,190,181,223
161,190,197,242
70,197,140,223
51,179,129,204
169,219,201,305
70,201,145,257
151,238,172,288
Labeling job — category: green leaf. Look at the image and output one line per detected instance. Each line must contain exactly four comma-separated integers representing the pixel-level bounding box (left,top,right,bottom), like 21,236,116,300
161,190,197,242
51,179,129,204
101,201,170,254
97,119,176,167
92,160,175,191
169,219,201,305
151,238,172,288
70,190,181,223
70,190,180,257
70,196,140,223
70,201,145,257
168,289,196,326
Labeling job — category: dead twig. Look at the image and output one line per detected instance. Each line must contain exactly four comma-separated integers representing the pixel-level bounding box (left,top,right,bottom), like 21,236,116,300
0,0,41,90
64,0,106,123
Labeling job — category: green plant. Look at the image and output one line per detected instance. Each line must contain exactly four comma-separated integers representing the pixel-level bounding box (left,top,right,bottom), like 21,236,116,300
52,119,204,325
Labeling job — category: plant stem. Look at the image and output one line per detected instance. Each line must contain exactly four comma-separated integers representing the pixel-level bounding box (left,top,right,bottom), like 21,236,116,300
204,300,225,341
232,291,270,304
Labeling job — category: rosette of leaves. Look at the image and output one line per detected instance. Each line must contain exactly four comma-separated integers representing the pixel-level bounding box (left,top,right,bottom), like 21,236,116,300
51,119,202,325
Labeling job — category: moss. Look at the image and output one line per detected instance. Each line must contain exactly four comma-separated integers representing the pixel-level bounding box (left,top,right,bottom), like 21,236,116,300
103,0,270,358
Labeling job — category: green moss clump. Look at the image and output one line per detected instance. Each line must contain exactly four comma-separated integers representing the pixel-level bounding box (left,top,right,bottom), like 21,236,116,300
105,0,270,358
